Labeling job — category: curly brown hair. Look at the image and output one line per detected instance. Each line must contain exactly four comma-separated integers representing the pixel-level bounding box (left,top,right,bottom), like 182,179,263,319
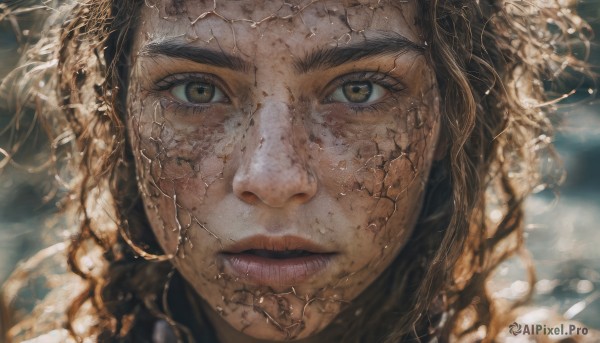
0,0,592,342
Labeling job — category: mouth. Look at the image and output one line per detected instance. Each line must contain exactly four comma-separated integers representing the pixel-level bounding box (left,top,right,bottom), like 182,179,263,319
219,235,336,287
238,249,317,259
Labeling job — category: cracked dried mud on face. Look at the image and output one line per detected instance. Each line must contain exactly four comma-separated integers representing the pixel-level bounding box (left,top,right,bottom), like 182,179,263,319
126,1,441,341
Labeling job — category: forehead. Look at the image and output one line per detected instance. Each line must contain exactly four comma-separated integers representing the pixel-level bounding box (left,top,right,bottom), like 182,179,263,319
135,0,422,56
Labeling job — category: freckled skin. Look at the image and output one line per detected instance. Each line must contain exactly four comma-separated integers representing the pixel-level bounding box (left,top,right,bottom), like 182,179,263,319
127,1,441,342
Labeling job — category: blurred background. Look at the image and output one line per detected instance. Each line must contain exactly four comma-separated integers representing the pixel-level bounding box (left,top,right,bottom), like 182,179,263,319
1,0,599,334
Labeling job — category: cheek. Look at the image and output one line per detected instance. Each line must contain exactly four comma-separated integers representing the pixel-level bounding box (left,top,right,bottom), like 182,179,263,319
314,96,440,234
311,102,440,299
126,85,239,254
136,124,227,209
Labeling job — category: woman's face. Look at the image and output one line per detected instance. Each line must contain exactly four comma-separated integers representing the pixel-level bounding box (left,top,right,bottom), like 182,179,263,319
127,0,440,341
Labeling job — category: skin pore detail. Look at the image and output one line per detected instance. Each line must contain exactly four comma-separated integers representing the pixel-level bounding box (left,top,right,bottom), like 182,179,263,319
126,1,441,342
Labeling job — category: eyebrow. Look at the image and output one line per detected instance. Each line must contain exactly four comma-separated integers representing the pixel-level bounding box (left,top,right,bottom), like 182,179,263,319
294,34,426,73
138,34,425,74
139,41,251,72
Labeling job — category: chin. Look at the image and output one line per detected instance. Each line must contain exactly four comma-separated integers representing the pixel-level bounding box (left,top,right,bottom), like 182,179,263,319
210,289,343,341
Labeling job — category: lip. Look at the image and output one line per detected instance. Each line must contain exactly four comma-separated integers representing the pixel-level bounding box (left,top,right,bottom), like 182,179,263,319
219,235,336,286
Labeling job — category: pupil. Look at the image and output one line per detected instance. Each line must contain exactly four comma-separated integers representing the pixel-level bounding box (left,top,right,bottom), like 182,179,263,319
185,82,214,103
343,81,372,103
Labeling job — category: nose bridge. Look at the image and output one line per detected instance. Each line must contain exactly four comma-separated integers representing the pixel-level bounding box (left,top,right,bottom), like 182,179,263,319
253,101,296,173
233,100,317,207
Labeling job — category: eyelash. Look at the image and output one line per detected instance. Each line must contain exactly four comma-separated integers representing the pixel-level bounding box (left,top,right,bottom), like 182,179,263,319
151,71,406,116
323,71,406,113
154,73,226,92
152,73,230,116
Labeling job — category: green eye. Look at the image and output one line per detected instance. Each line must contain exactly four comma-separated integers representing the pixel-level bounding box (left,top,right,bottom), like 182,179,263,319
329,81,386,104
343,82,372,103
171,81,225,104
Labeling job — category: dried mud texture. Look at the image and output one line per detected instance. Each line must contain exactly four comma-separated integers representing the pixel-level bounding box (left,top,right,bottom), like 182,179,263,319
126,0,439,339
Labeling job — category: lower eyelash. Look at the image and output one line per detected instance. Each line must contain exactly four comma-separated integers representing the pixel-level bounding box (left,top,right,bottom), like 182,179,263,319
323,72,407,108
160,97,211,116
152,73,231,107
347,100,396,114
344,88,404,115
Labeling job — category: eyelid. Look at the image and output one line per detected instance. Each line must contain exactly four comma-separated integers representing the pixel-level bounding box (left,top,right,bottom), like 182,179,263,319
153,72,232,103
322,71,406,103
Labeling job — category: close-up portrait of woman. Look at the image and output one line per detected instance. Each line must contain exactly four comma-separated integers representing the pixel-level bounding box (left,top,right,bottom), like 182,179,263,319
0,0,598,342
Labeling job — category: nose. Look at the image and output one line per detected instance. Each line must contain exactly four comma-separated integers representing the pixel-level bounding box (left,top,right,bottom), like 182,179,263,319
233,102,317,208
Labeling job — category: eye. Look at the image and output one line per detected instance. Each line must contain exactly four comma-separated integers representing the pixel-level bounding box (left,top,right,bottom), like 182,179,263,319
329,81,387,104
171,81,225,104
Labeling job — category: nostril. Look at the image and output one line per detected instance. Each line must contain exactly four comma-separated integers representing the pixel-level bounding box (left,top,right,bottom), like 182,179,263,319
240,191,260,204
291,193,311,204
237,189,314,207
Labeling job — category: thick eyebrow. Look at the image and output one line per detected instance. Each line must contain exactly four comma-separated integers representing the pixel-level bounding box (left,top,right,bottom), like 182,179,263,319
138,34,424,74
139,41,251,72
294,34,425,73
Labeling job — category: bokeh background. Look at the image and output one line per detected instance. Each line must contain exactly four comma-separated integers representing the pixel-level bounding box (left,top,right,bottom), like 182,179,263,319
1,0,599,334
